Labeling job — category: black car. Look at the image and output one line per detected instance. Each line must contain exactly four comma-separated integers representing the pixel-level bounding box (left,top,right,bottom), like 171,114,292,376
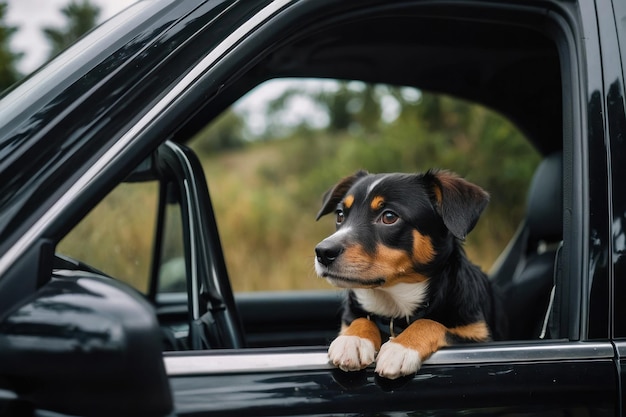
0,0,625,415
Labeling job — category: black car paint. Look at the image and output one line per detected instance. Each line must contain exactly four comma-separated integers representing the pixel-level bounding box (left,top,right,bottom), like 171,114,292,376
0,0,623,415
170,361,615,416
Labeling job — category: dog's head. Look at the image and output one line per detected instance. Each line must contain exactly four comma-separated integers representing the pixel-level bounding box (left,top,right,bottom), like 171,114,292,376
314,170,489,289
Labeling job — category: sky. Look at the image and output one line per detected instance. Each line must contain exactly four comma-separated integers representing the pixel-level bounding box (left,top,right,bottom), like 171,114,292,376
6,0,138,74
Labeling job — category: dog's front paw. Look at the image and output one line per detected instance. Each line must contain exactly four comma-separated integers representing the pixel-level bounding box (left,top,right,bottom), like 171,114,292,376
375,340,422,379
328,335,376,372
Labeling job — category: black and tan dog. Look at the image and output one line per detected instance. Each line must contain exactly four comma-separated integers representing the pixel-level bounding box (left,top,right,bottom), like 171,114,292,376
314,169,504,379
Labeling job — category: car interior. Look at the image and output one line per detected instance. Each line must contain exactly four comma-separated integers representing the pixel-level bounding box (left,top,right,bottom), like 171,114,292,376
55,2,571,351
491,151,563,340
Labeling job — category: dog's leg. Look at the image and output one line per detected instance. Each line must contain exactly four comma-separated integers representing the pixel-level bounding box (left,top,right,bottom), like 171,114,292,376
375,319,490,379
328,317,382,371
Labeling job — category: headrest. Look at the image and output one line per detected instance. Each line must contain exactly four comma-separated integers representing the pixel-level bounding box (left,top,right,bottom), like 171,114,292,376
526,152,562,243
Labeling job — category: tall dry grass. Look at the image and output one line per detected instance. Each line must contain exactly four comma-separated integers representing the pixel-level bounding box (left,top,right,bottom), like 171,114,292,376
202,143,335,292
57,182,159,293
199,138,532,293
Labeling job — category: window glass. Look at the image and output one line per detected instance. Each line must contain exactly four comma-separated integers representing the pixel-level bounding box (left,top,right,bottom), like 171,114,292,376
57,181,158,293
188,78,541,292
157,182,187,293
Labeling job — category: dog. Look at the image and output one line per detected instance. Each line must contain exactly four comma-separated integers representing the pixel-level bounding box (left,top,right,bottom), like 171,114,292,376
314,169,505,379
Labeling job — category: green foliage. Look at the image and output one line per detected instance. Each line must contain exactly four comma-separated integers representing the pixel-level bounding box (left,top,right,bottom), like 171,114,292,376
193,86,540,291
267,82,386,136
193,109,247,154
0,1,22,91
43,0,100,58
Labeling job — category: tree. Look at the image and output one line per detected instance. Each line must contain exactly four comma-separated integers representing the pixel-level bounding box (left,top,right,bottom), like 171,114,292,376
0,1,22,91
43,0,100,58
265,82,384,136
191,110,247,155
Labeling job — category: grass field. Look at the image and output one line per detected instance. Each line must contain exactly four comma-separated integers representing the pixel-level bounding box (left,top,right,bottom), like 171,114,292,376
197,137,524,293
200,141,335,291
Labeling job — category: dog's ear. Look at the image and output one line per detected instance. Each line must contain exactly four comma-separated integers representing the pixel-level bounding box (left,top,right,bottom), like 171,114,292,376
426,170,489,240
316,170,368,220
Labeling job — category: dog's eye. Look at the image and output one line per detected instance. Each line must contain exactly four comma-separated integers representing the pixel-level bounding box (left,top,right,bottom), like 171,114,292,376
335,209,345,224
380,210,399,225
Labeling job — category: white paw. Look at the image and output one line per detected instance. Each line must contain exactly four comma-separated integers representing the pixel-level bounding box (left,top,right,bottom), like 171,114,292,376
328,335,376,371
375,340,422,379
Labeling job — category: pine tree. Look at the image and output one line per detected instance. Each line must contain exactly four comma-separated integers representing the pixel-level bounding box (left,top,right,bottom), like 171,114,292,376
43,0,100,58
0,1,23,91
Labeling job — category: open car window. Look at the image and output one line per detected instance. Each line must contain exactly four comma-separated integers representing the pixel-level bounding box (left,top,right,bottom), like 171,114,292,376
188,79,541,293
54,77,547,352
53,0,571,352
56,78,541,297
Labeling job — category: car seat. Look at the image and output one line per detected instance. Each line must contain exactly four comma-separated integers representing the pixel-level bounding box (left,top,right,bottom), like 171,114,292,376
490,152,562,340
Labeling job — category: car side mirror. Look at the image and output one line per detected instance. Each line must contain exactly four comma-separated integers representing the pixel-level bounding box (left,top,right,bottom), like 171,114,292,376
0,271,172,416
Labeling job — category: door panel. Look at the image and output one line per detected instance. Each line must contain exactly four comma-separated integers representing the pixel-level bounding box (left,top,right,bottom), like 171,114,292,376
236,290,343,347
166,342,616,416
155,290,343,348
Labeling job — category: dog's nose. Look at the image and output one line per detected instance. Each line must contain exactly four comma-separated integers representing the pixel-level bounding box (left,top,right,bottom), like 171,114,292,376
315,242,343,266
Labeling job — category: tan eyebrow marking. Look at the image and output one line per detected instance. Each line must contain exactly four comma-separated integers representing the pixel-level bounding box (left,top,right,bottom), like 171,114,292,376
344,194,355,209
370,196,385,211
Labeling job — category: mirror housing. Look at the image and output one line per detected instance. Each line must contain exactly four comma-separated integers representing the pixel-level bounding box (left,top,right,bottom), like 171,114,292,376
0,270,172,416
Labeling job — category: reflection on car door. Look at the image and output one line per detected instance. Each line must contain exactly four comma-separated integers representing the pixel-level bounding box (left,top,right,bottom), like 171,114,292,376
164,341,616,416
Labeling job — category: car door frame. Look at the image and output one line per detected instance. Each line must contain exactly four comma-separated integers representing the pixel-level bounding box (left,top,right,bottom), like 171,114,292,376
151,141,245,349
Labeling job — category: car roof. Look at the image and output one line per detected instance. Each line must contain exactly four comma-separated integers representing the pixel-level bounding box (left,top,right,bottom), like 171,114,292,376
286,13,561,155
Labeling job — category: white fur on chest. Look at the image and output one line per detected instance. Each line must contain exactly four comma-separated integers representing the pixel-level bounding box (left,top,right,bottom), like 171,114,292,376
353,282,429,320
